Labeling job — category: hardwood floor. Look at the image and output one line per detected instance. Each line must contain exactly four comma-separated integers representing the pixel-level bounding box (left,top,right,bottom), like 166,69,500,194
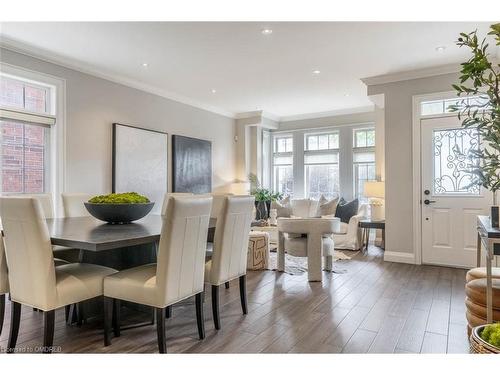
0,246,470,354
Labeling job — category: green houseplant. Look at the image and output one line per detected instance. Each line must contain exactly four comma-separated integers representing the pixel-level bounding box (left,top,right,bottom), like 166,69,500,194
451,23,500,226
248,173,283,220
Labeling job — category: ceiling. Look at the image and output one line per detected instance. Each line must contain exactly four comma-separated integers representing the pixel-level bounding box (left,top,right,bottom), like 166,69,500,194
0,22,496,119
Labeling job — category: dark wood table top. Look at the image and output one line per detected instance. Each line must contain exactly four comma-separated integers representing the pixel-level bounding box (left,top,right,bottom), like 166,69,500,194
47,215,216,252
358,219,385,229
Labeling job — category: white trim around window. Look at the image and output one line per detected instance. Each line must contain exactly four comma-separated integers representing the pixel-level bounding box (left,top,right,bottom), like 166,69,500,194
269,122,375,200
0,62,67,215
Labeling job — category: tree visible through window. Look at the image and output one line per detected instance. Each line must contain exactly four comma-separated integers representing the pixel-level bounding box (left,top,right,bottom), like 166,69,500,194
304,132,339,199
353,128,376,199
272,135,293,197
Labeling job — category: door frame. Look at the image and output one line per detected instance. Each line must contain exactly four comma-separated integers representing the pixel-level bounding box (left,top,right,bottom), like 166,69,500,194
411,90,460,266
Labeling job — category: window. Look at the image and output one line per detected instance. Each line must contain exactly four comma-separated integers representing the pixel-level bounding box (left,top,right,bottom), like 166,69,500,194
272,135,293,196
432,127,480,195
304,132,339,199
353,128,376,199
0,75,55,194
421,95,490,116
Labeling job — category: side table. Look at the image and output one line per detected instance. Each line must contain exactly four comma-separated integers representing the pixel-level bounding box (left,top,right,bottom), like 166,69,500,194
251,225,278,250
359,219,385,251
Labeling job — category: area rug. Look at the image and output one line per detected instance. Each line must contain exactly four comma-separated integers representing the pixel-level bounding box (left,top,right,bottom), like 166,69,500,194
268,249,359,275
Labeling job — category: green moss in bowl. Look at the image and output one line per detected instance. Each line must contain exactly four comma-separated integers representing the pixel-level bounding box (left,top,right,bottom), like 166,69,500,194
88,192,150,204
480,323,500,348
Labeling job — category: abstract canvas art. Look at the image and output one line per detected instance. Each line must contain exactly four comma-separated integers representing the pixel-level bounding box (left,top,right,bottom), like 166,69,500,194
112,123,168,214
172,135,212,193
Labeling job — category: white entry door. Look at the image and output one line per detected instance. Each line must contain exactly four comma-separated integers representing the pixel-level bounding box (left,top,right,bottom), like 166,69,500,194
421,116,490,267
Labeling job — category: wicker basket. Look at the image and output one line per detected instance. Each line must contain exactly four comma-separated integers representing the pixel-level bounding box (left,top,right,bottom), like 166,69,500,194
469,325,500,354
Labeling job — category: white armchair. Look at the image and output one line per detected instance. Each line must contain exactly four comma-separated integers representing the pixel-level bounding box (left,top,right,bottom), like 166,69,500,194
332,203,368,250
277,217,340,282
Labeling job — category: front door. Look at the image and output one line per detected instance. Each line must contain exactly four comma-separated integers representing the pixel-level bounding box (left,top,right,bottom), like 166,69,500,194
421,116,490,267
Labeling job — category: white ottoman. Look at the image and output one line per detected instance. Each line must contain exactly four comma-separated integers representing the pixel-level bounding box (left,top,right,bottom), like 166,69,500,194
247,231,270,270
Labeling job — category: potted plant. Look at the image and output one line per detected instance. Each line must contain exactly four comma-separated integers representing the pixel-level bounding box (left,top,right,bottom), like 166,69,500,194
451,23,500,226
470,323,500,354
248,174,283,220
85,192,154,224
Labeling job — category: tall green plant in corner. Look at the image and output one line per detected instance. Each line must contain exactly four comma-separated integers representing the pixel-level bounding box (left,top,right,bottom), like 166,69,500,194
451,23,500,224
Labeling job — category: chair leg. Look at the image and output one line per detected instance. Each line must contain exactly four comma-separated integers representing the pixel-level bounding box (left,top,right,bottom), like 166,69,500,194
103,297,113,346
324,255,333,272
76,302,85,326
156,307,167,353
195,292,205,340
166,306,172,319
225,281,230,289
8,301,21,353
112,299,121,337
211,285,221,330
64,305,70,322
43,310,55,354
0,294,5,338
239,275,248,315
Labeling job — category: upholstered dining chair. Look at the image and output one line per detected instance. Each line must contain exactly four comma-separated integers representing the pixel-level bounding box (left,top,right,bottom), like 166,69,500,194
0,197,117,353
160,192,194,215
0,231,8,338
204,195,254,330
102,196,213,353
62,193,93,217
277,218,339,282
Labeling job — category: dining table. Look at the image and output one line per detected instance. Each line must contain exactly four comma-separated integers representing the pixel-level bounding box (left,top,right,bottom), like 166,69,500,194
47,214,216,252
45,214,217,325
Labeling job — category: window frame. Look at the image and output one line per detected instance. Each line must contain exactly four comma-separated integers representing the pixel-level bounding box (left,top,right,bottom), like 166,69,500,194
303,130,340,199
271,134,294,196
352,127,376,199
0,62,66,214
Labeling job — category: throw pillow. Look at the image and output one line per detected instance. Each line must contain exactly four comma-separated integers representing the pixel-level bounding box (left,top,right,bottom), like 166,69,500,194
271,196,292,218
316,195,340,217
335,198,359,224
291,199,312,218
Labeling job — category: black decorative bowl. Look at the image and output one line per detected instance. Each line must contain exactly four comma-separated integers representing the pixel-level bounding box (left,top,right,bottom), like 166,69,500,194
84,202,155,224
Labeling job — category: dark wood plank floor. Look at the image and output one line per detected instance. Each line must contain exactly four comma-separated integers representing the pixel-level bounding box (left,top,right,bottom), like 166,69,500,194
0,246,470,353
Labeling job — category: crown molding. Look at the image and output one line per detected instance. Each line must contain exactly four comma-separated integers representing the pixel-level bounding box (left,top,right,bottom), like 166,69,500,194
0,36,236,119
361,63,462,86
279,105,375,122
235,110,280,122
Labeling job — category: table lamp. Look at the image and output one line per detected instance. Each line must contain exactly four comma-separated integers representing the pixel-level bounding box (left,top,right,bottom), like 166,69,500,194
364,181,385,221
229,181,251,195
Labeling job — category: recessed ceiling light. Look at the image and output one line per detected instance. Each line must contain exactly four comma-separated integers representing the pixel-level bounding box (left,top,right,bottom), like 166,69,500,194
435,46,446,52
344,93,351,97
261,28,273,35
211,89,217,94
142,63,149,67
312,70,321,75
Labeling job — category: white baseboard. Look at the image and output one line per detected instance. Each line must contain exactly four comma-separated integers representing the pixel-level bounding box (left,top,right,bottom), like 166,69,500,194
383,251,415,264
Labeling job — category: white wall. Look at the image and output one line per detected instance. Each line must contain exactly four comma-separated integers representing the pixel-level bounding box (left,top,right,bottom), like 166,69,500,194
366,72,461,261
0,48,237,196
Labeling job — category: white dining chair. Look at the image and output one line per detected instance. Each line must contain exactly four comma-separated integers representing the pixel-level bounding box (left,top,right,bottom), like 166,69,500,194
204,195,254,329
62,193,93,217
0,233,8,338
102,196,213,353
160,192,194,215
0,197,117,353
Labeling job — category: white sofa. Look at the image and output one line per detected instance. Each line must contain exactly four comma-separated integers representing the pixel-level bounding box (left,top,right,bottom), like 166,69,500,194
275,198,368,251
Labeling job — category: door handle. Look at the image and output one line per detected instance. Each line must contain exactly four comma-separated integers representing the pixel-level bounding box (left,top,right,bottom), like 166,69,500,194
423,199,436,205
